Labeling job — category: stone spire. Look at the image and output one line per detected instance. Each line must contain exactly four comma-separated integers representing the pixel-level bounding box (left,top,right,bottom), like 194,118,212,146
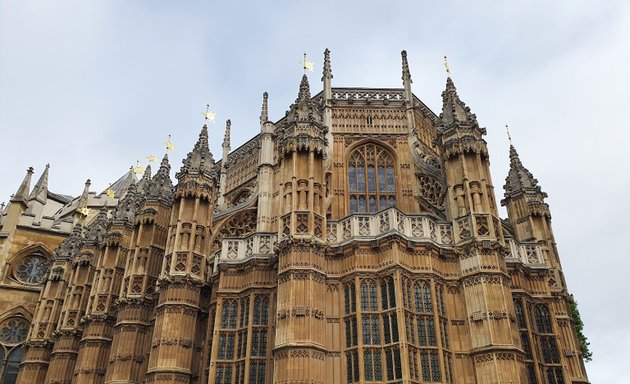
503,144,547,200
146,154,173,203
54,223,84,261
223,119,231,150
285,74,322,124
176,125,217,182
260,92,269,125
439,77,478,127
322,48,333,82
84,206,110,245
28,164,49,204
11,167,34,205
77,179,91,212
401,50,412,85
297,74,311,102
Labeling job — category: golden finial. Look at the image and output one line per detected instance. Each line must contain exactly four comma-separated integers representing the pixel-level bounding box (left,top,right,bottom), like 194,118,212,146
202,104,216,123
165,134,175,152
506,124,513,145
105,184,115,199
147,155,158,163
78,207,91,216
133,160,145,175
443,55,452,78
301,52,314,73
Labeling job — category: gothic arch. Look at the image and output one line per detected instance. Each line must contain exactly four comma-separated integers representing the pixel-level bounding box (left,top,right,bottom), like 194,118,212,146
345,140,398,213
210,208,258,253
3,243,53,286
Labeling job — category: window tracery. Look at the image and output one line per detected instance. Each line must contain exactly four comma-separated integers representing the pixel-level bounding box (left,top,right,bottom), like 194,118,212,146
347,143,396,213
0,317,29,384
14,254,49,285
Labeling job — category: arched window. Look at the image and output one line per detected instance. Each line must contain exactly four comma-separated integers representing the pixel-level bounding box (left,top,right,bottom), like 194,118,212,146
348,143,396,213
0,317,29,384
514,299,526,329
534,304,553,333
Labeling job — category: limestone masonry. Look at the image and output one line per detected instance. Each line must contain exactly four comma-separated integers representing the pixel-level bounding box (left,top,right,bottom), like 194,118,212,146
0,50,588,383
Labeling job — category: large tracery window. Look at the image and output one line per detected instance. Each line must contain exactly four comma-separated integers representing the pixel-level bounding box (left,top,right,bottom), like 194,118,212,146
348,143,396,213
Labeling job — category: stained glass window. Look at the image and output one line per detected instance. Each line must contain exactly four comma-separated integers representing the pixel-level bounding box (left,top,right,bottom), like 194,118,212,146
348,143,396,213
0,318,29,344
15,255,49,285
2,347,24,384
534,304,553,333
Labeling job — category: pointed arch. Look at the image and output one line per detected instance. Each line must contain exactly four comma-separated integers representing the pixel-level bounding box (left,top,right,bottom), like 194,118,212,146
346,141,397,213
4,243,53,286
210,208,258,253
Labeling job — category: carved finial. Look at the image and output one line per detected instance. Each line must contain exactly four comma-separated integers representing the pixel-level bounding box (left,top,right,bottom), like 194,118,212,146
506,124,513,145
322,48,333,80
223,119,231,148
202,104,216,124
260,92,269,125
443,55,452,78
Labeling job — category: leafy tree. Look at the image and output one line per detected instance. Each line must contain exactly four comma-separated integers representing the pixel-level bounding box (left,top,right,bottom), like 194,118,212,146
568,295,592,362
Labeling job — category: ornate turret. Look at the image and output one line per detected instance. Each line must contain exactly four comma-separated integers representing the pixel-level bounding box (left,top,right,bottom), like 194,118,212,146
503,145,547,201
137,164,152,193
502,143,552,242
435,76,487,159
277,75,327,155
146,121,218,383
176,125,217,182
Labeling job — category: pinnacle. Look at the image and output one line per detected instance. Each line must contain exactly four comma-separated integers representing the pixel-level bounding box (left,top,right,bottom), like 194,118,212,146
297,74,311,102
11,166,34,204
322,48,333,81
260,92,269,125
177,124,217,182
503,144,547,200
146,154,173,203
401,50,412,83
439,77,477,127
223,120,231,148
29,163,50,203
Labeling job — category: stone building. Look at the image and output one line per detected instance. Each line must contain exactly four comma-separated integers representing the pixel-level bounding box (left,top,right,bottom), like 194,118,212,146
0,50,589,383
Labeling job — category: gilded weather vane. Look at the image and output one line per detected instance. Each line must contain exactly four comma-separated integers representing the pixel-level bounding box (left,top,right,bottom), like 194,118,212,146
165,134,175,152
202,104,216,123
147,155,157,163
133,160,145,175
301,52,314,73
443,55,452,77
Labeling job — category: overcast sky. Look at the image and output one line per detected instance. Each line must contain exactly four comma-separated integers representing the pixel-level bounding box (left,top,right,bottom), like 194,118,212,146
1,1,628,381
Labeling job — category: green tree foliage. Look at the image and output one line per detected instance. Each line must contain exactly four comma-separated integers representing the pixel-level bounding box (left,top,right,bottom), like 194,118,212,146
568,295,592,362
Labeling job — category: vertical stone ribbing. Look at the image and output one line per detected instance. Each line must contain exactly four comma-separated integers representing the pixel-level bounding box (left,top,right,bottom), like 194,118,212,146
145,125,217,384
17,224,84,384
74,185,141,384
436,76,524,383
273,74,329,384
106,156,172,384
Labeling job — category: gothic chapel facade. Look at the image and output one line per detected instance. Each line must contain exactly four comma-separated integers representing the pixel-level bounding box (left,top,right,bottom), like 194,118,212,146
0,50,589,383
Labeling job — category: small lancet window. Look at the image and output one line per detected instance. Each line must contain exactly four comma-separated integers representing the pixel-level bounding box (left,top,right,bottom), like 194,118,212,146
348,143,396,213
